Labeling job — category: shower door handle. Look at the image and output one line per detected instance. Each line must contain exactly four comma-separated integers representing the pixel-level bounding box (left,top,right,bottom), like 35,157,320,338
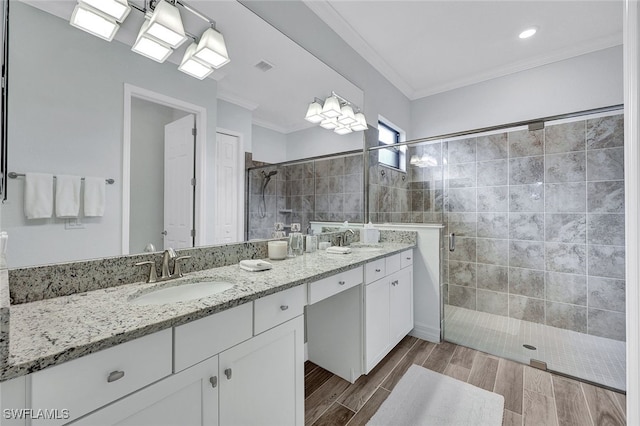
449,233,455,252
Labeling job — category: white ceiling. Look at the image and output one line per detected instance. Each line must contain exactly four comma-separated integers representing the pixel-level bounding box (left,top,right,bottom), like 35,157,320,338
305,0,623,100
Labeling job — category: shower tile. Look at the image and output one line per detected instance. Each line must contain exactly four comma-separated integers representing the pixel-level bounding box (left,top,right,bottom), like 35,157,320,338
399,189,410,212
344,193,362,213
423,212,443,223
410,212,424,223
477,212,508,239
329,176,345,193
477,159,508,186
449,237,477,262
477,238,509,266
509,267,545,298
544,214,587,243
509,241,544,270
447,212,477,236
368,185,380,212
509,295,544,323
588,309,625,341
410,190,424,212
423,142,443,165
328,157,345,176
587,214,625,246
448,163,477,188
508,129,544,157
379,186,393,212
545,152,586,183
545,243,586,274
409,165,424,183
477,186,508,212
447,138,476,164
477,133,508,161
449,261,477,287
587,181,625,213
509,156,544,185
328,194,344,212
509,184,544,212
301,195,315,213
588,276,625,312
545,121,586,154
476,264,508,292
587,148,624,181
409,181,424,190
424,190,444,212
344,173,363,193
345,154,363,174
586,115,624,149
477,290,509,316
449,285,477,310
302,178,315,195
546,302,587,333
448,188,476,212
546,272,587,306
545,183,586,213
509,213,544,241
315,194,329,212
588,245,625,279
425,167,444,190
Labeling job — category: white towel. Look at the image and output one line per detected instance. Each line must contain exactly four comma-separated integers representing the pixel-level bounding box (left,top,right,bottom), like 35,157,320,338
24,173,53,219
84,177,105,217
326,246,352,254
55,175,81,218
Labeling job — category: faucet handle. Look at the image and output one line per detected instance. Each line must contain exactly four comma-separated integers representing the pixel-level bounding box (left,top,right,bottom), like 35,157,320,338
173,256,192,277
135,261,157,283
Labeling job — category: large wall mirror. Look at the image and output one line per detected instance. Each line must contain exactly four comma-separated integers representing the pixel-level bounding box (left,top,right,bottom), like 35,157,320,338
2,0,364,268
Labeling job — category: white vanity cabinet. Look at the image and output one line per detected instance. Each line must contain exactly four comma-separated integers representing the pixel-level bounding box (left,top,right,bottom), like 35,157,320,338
364,249,414,373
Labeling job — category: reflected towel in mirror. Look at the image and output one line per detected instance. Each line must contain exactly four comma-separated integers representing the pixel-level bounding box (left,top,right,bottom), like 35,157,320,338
55,175,81,217
84,177,106,217
24,173,53,219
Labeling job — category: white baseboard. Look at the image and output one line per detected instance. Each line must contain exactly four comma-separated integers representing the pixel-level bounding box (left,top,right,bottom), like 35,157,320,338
409,322,441,343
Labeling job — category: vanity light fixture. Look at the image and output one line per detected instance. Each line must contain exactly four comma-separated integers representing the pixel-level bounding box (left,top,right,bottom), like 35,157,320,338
334,125,353,135
319,118,339,130
193,27,231,69
132,18,174,63
142,0,187,49
338,104,356,125
178,42,214,79
351,112,368,131
305,92,367,135
70,2,121,41
320,95,342,119
304,99,325,124
81,0,131,22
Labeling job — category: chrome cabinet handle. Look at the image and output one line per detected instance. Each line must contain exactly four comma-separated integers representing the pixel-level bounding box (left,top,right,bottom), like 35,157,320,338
209,376,218,388
449,233,456,252
225,368,232,380
280,305,289,311
392,280,399,286
406,257,412,260
107,370,125,383
338,280,346,285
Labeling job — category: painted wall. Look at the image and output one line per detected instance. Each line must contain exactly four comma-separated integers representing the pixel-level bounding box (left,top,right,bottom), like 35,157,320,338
410,46,624,140
285,126,364,161
3,3,217,267
252,125,288,164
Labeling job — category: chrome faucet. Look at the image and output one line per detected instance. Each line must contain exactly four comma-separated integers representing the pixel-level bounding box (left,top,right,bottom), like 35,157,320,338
135,248,192,283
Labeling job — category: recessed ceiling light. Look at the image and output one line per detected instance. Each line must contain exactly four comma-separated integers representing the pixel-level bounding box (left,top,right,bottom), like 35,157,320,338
519,27,538,39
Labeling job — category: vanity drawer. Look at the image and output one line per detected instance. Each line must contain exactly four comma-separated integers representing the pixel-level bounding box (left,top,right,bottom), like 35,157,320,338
174,302,253,372
308,266,363,305
31,329,172,426
385,253,402,275
254,285,306,334
401,249,414,269
365,259,386,284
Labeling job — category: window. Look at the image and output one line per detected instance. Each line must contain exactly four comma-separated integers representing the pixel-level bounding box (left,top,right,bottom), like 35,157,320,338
378,120,406,172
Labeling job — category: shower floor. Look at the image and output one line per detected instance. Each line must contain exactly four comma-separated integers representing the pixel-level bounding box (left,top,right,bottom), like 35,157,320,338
444,305,626,391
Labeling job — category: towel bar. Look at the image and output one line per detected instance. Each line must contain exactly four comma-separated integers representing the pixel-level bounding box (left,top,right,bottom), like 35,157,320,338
8,172,115,184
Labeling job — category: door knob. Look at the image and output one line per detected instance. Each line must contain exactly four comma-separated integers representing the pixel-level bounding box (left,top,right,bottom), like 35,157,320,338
161,230,168,236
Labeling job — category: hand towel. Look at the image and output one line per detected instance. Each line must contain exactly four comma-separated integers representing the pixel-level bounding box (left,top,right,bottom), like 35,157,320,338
24,173,53,219
239,259,273,272
326,246,352,254
84,177,106,217
55,175,81,218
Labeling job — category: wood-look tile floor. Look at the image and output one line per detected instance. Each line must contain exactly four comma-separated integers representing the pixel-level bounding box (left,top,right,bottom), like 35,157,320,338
304,336,627,426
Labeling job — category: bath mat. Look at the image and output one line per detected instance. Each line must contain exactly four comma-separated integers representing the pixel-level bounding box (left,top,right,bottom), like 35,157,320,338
367,364,504,426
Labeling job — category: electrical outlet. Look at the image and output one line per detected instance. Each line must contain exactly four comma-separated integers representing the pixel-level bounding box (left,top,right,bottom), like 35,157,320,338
65,218,85,229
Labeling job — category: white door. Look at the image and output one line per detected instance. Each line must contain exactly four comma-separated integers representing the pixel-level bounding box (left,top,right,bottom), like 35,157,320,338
164,115,195,249
214,132,239,243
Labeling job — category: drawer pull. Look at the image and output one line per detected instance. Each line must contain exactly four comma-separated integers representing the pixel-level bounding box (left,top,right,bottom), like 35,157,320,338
107,370,125,383
225,368,233,380
338,280,346,285
406,257,412,260
209,376,218,388
280,305,289,311
375,268,381,272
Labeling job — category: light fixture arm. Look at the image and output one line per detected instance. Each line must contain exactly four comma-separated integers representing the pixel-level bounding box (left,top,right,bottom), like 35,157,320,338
126,0,217,28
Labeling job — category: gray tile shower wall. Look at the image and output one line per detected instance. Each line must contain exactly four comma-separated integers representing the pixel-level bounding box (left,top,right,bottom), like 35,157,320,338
442,113,626,341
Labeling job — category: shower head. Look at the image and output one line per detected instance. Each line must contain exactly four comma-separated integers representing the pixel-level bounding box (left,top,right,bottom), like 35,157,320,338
262,170,278,178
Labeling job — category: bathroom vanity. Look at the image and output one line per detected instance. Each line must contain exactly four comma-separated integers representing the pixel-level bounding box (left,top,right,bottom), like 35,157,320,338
0,238,415,426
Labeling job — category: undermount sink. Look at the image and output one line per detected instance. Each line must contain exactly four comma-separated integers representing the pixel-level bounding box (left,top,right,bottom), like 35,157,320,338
130,281,234,305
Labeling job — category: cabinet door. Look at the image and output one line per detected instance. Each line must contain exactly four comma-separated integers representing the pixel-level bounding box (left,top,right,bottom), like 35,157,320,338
390,267,413,346
75,356,219,426
219,316,304,426
365,278,390,373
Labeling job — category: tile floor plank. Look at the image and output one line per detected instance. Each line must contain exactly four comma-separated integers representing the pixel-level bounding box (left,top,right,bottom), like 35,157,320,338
523,389,558,426
524,366,554,397
581,382,626,426
311,403,355,426
502,409,523,426
380,339,435,391
468,353,499,392
494,359,524,414
443,363,471,382
305,366,334,398
305,361,319,376
345,387,390,426
450,345,478,369
305,375,351,425
552,376,593,426
422,340,457,373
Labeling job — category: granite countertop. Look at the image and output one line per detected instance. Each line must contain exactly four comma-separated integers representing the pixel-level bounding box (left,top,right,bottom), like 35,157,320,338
1,242,414,382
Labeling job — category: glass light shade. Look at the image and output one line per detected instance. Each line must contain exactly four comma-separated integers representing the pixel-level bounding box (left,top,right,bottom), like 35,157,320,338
132,19,173,63
178,42,214,80
319,118,338,130
338,105,356,125
145,0,187,49
304,101,324,123
320,95,342,118
334,125,353,135
194,27,230,68
350,112,368,131
80,0,130,22
70,4,119,41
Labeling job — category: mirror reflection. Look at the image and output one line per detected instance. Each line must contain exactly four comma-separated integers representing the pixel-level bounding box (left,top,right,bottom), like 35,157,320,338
3,0,364,268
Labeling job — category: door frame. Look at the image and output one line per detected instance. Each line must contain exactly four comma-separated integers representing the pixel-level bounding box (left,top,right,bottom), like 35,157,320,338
122,83,207,254
215,127,245,242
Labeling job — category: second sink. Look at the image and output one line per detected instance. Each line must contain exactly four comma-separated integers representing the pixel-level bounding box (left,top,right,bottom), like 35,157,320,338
130,281,234,305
